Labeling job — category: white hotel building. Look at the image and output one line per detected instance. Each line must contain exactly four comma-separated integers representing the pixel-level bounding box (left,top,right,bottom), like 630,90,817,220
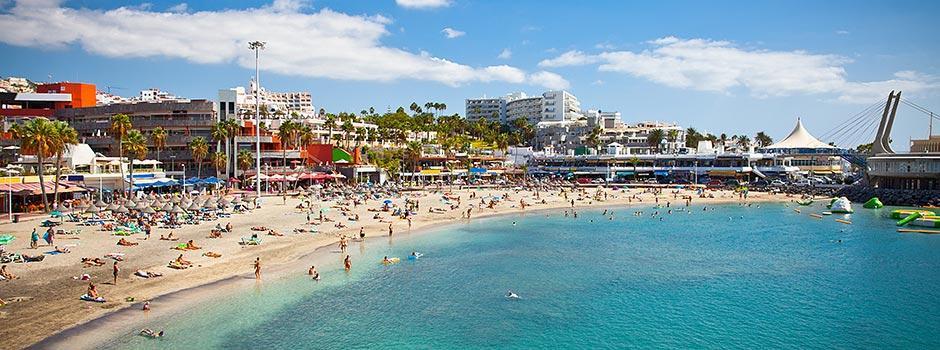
465,90,584,125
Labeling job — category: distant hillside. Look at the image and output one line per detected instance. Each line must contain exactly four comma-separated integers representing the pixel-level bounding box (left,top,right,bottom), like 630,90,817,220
0,76,37,93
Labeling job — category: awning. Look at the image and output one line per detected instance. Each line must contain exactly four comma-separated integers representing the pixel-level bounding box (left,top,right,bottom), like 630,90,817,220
654,170,669,176
0,181,87,195
129,178,179,190
615,171,635,176
708,170,738,177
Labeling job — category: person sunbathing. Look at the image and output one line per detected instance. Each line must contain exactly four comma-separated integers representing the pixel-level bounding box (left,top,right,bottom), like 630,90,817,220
174,254,192,266
161,232,179,241
0,265,17,280
208,230,222,238
135,270,163,278
82,257,107,267
184,240,201,250
87,282,99,299
117,238,138,246
54,246,71,253
203,252,222,258
251,226,268,231
267,230,284,237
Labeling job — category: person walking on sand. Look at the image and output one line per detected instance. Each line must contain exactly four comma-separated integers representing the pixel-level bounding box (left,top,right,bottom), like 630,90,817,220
388,223,394,237
30,228,39,249
344,255,352,271
112,261,119,285
44,227,55,246
254,257,262,279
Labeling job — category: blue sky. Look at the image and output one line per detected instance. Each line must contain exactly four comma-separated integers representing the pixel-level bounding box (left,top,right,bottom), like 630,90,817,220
1,0,938,148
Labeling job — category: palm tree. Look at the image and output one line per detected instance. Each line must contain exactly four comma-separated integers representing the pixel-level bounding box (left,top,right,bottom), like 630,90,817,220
324,114,337,145
223,118,240,178
51,121,78,205
17,118,57,212
736,135,751,150
755,131,773,148
278,121,297,177
237,150,253,180
586,126,602,153
405,141,422,179
630,156,640,181
211,151,227,179
495,133,509,152
666,129,680,152
341,119,354,148
189,136,209,178
685,127,701,148
150,127,167,163
211,122,228,154
646,129,665,154
110,114,132,194
123,130,149,193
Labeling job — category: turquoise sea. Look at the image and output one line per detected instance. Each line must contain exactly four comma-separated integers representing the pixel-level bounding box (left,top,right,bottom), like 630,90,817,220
93,203,940,349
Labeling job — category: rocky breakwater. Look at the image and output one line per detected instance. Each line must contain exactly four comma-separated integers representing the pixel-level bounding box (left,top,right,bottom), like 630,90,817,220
836,185,940,207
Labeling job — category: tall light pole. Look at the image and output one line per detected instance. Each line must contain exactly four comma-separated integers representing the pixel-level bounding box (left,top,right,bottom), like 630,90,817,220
249,41,266,199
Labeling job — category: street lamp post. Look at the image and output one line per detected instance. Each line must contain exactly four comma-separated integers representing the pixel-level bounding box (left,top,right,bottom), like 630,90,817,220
249,40,266,199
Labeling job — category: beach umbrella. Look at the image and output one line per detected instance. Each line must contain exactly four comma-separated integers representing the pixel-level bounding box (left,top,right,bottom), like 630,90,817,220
187,202,201,211
219,199,232,208
106,203,121,211
170,196,181,204
135,201,149,210
113,206,129,214
170,205,185,214
161,203,173,212
383,199,393,204
203,200,216,209
54,203,68,213
94,200,107,208
84,205,100,214
142,206,157,214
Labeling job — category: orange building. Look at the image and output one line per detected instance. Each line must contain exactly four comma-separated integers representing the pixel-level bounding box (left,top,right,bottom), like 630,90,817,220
36,82,96,109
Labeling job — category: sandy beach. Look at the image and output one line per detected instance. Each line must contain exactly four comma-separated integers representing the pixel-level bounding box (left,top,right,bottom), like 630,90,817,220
0,185,790,349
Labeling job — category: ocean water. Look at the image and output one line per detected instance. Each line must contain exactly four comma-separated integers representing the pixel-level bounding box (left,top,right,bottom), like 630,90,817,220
96,203,940,349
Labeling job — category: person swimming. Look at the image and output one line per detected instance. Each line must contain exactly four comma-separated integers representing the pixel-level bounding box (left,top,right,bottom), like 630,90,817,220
506,290,520,299
139,329,164,338
308,265,320,280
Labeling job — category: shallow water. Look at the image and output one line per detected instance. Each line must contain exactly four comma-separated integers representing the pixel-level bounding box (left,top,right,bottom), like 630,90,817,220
95,203,940,349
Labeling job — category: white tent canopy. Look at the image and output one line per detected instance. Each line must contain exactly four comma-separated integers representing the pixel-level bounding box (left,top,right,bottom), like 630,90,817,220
765,118,836,149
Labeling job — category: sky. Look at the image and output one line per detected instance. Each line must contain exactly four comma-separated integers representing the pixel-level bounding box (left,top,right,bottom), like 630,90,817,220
1,0,938,149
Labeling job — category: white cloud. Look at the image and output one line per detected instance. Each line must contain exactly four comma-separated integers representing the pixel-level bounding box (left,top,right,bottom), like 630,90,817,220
396,0,451,9
594,42,615,50
538,50,599,68
836,30,850,35
0,0,558,88
441,27,464,39
497,48,512,59
528,71,570,90
591,79,604,86
540,36,939,103
167,3,188,13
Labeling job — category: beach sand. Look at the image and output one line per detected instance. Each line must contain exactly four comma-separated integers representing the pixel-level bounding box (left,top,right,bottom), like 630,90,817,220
0,185,790,349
